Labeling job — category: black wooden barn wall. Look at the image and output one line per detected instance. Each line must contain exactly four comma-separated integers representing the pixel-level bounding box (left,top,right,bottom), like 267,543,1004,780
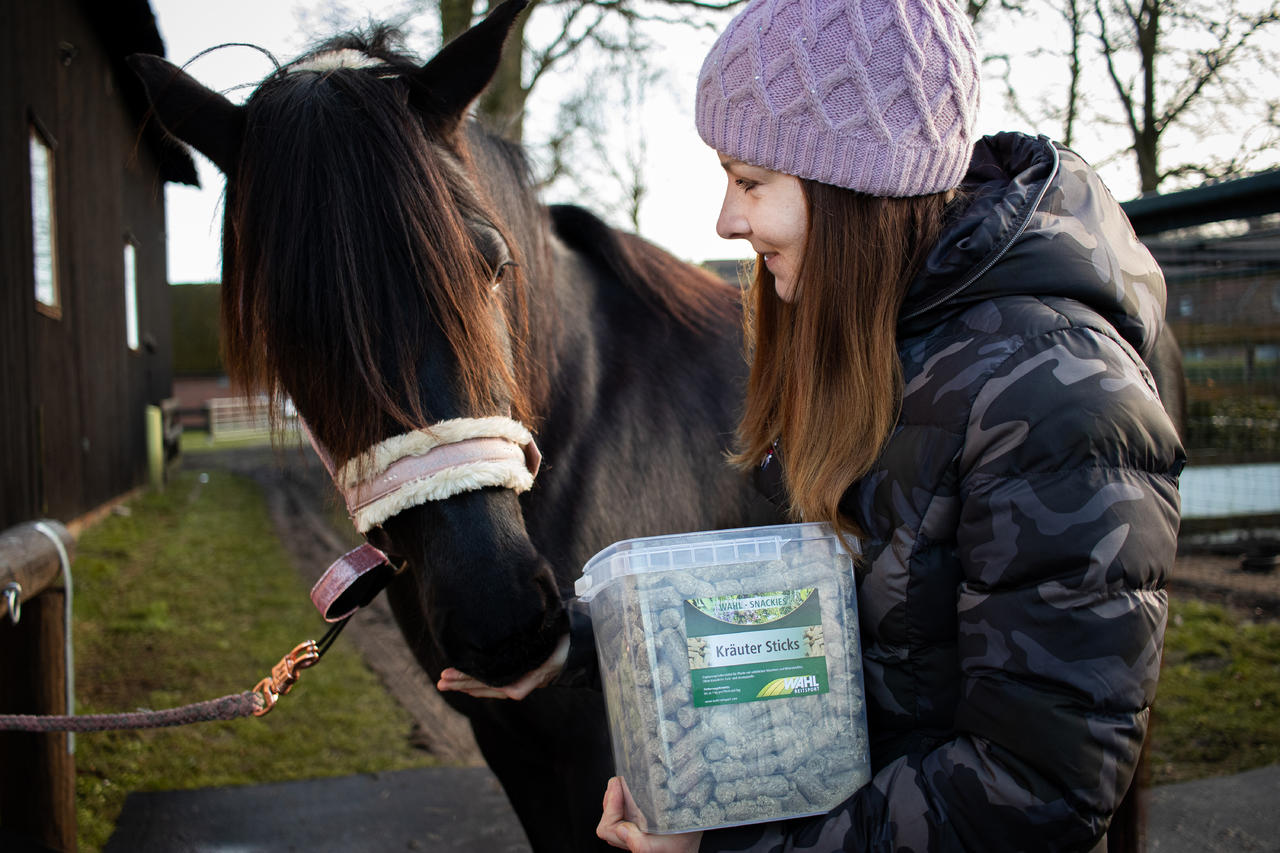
1,0,197,531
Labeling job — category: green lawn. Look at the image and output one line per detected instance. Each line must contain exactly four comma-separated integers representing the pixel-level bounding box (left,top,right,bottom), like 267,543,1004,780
1148,597,1280,785
72,469,434,852
179,428,296,454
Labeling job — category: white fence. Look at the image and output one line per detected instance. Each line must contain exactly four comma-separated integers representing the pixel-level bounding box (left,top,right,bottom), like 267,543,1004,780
207,396,298,441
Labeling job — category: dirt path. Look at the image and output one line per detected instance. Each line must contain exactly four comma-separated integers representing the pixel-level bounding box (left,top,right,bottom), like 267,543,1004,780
1171,549,1280,620
182,447,484,765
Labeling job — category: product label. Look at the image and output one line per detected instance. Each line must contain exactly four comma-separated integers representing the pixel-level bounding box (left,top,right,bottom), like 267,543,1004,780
684,588,828,707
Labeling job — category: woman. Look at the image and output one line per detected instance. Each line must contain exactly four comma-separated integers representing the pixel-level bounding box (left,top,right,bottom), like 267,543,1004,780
446,0,1185,849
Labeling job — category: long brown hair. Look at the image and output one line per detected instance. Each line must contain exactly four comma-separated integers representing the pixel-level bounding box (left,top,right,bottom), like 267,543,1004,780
733,179,952,540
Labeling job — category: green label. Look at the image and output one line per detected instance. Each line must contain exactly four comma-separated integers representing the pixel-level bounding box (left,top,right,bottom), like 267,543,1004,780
685,588,828,707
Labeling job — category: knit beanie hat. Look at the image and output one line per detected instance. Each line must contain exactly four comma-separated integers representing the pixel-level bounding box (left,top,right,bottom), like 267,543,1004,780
696,0,980,197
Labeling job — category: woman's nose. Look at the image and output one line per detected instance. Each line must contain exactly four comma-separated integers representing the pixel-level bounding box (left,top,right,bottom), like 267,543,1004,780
716,194,747,241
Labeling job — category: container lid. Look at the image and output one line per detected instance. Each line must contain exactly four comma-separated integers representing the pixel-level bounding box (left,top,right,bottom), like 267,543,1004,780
574,522,853,601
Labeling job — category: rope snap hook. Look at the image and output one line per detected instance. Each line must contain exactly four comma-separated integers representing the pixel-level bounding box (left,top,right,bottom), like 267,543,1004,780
2,582,21,625
252,640,321,716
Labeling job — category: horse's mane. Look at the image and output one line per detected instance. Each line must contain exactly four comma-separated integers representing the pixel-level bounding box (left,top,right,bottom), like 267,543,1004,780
548,205,738,333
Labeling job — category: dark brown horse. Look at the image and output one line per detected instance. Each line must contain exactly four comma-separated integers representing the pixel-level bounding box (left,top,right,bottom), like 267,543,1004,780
131,2,777,849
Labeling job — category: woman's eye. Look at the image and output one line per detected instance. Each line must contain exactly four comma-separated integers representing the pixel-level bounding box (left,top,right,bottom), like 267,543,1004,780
735,178,758,191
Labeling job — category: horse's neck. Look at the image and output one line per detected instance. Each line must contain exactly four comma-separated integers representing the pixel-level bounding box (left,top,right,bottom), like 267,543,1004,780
518,229,768,568
528,232,605,427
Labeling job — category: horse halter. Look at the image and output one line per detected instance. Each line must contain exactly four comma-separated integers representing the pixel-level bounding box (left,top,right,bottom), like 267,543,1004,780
303,416,542,621
334,416,540,531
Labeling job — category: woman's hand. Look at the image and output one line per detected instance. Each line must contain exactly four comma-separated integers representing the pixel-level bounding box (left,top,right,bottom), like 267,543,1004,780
597,776,703,852
435,634,569,700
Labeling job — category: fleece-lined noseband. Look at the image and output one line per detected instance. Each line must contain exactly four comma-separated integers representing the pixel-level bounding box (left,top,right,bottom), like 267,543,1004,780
303,416,542,622
306,416,541,533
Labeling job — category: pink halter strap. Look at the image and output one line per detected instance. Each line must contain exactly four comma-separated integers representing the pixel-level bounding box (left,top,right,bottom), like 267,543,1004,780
299,417,542,622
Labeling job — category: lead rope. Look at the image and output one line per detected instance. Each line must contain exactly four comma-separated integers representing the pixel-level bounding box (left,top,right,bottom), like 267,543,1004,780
0,414,537,734
0,614,352,733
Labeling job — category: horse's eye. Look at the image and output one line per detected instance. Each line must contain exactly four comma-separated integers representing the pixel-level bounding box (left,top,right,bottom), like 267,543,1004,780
467,219,514,292
490,260,518,291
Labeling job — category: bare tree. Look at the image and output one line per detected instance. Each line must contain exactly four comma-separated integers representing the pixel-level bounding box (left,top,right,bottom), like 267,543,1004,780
967,0,1027,25
976,0,1280,194
1059,0,1085,145
428,0,745,144
1093,0,1280,193
978,0,1085,147
540,21,658,229
299,0,741,231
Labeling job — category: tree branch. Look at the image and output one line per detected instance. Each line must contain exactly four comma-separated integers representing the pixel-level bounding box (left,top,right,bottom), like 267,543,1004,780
525,2,599,89
1094,0,1142,145
1159,10,1280,132
966,0,1026,26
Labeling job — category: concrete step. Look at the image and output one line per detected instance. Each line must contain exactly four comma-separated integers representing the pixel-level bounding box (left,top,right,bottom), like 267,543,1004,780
104,766,532,852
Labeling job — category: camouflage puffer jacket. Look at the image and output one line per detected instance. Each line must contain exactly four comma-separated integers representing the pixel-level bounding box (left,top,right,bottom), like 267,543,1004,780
702,132,1185,852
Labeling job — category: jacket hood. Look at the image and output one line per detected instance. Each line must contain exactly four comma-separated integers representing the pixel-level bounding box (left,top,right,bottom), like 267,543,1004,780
898,132,1167,358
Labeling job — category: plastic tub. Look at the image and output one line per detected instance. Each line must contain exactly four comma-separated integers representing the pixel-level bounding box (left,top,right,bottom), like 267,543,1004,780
575,522,870,834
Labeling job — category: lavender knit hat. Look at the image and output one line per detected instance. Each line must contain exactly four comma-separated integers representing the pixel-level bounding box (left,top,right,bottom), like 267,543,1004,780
695,0,980,197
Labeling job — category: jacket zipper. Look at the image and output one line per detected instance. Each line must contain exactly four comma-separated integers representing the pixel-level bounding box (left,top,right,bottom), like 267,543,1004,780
900,136,1061,325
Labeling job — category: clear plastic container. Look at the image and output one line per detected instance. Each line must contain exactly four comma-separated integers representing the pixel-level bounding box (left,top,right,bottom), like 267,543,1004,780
576,522,870,834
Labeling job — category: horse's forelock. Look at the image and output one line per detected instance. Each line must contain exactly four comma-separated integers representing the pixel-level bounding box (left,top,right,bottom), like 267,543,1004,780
291,25,415,70
220,62,535,467
286,48,385,74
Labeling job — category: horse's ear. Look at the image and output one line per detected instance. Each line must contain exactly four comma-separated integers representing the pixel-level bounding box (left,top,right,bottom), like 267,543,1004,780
127,53,246,175
409,0,528,138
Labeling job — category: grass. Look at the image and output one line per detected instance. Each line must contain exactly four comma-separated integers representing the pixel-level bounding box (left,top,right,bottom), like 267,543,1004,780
1149,597,1280,785
72,469,434,852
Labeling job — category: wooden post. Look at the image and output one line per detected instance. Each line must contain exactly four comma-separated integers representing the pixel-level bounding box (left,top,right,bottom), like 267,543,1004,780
161,396,183,470
147,403,165,489
0,521,76,852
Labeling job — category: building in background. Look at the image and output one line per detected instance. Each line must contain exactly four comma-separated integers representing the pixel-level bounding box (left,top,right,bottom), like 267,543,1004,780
0,0,197,530
169,281,230,430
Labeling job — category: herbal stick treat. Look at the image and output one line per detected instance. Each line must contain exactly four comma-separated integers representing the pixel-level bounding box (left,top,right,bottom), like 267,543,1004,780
576,523,871,834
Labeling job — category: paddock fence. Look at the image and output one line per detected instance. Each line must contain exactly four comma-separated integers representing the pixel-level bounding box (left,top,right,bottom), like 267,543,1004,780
207,396,300,442
1125,170,1280,544
0,520,76,852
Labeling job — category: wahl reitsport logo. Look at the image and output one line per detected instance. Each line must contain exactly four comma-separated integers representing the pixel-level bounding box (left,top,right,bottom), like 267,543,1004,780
756,675,821,698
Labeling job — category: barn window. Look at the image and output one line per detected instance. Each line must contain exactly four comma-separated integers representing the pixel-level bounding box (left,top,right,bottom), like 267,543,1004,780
123,240,140,351
29,123,59,315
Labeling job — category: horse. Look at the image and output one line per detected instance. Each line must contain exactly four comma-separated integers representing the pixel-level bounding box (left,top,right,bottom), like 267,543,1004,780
130,2,779,849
